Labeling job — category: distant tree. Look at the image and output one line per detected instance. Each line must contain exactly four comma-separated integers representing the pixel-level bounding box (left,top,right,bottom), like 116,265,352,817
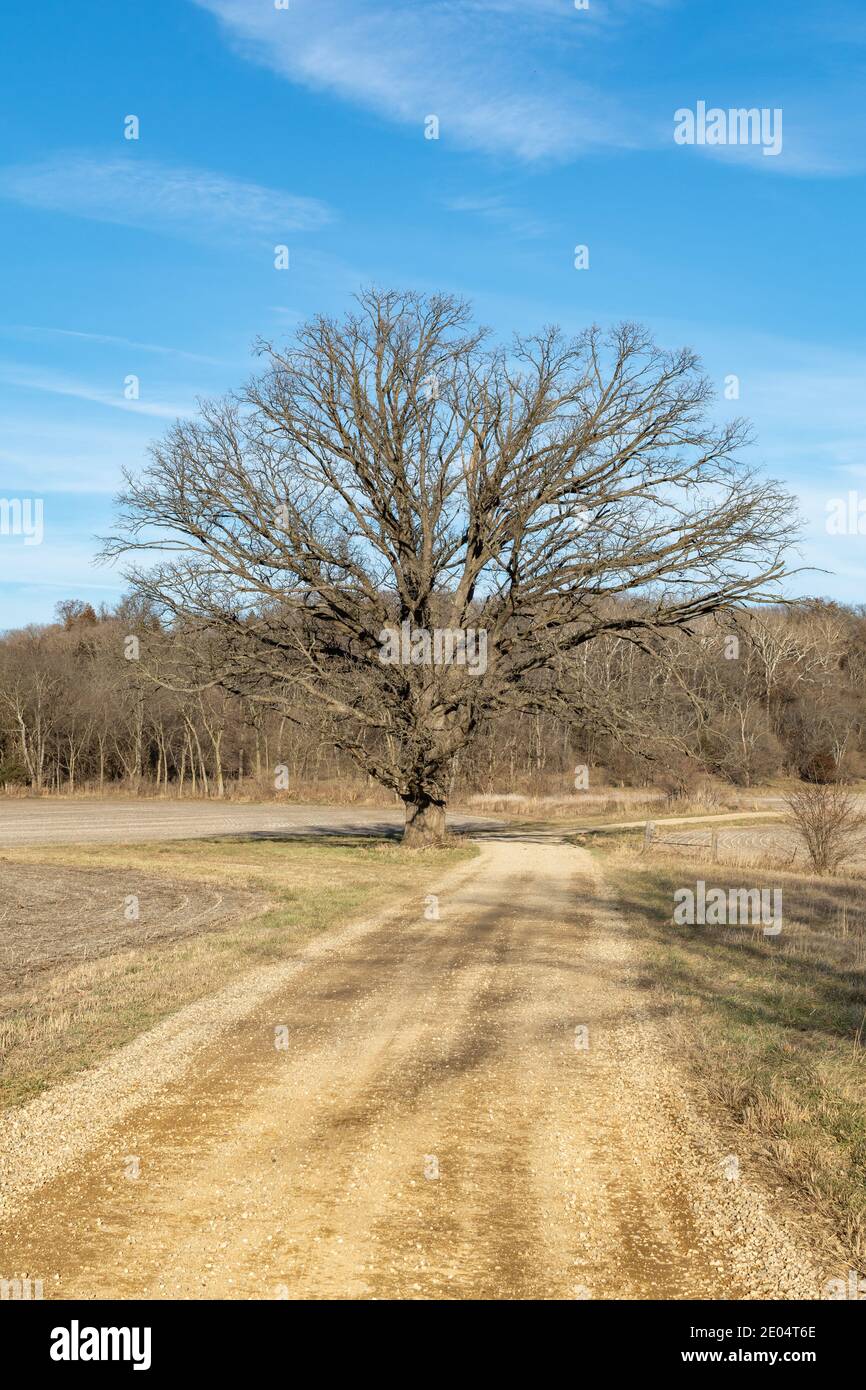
103,288,799,843
55,600,97,630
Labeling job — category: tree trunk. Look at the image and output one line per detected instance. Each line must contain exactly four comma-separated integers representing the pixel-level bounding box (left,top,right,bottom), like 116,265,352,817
402,797,446,847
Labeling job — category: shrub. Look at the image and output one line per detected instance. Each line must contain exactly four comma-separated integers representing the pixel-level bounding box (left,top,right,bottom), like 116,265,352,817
784,781,866,875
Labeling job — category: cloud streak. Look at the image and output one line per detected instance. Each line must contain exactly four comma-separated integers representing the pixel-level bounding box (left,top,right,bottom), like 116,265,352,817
443,193,547,239
4,326,233,367
0,362,193,419
0,155,332,240
192,0,639,162
191,0,864,176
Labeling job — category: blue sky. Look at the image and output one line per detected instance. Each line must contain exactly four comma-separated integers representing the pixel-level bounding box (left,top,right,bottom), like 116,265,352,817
1,0,865,628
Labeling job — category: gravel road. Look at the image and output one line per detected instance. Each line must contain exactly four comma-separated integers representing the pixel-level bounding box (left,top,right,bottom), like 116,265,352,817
0,833,827,1300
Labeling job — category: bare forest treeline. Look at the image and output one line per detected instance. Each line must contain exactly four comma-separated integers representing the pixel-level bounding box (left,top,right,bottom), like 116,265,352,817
1,595,864,801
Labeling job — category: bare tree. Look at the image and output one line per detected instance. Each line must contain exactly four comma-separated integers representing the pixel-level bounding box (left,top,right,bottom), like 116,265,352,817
103,288,798,843
784,782,866,875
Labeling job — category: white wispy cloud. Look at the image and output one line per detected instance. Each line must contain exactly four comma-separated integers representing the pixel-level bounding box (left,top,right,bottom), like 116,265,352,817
191,0,639,162
1,440,140,495
443,194,547,239
0,363,193,419
679,120,866,179
191,0,863,177
0,416,160,495
3,325,234,367
0,155,332,240
0,547,118,588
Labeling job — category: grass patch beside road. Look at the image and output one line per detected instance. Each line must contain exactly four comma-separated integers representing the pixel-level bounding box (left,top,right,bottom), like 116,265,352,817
0,836,474,1109
601,844,866,1266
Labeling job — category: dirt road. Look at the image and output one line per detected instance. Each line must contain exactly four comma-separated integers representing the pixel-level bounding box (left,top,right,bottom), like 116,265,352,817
0,836,825,1300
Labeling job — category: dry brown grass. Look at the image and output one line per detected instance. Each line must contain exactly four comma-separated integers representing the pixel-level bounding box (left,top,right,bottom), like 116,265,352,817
603,836,866,1266
463,787,761,826
462,788,666,820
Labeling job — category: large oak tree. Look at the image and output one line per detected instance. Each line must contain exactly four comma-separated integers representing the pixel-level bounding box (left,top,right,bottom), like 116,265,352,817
105,288,798,843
